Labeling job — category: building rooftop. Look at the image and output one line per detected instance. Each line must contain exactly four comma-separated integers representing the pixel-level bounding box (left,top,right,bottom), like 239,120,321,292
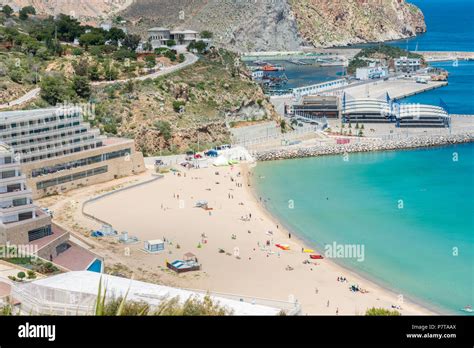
53,244,98,271
32,271,286,315
0,107,82,121
170,30,198,34
26,223,67,250
148,27,170,32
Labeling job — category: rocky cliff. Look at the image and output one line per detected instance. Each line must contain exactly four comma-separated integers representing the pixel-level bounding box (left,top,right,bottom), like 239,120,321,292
120,0,426,50
7,0,426,51
290,0,426,47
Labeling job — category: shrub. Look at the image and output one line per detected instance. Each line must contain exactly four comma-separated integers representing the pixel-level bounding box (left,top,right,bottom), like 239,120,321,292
365,307,401,316
17,272,26,280
172,100,185,113
154,120,172,140
27,270,36,279
72,48,84,56
40,73,72,105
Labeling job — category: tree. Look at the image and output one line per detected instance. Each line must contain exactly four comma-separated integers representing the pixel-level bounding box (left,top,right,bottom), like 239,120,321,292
164,50,176,62
122,34,141,51
145,54,156,68
17,272,26,281
55,14,84,42
365,307,401,316
166,39,176,47
72,76,91,99
88,64,100,81
103,62,119,81
200,30,213,39
19,5,36,20
142,40,153,52
2,5,14,17
72,58,89,76
192,40,207,54
79,32,106,49
106,27,126,45
40,74,71,105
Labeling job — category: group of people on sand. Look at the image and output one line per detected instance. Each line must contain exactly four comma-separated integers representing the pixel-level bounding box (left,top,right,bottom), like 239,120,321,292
337,276,348,283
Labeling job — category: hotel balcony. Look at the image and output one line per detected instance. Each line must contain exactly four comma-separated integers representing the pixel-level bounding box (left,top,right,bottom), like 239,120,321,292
0,208,49,226
1,123,95,145
20,137,106,162
0,188,32,199
0,174,27,184
14,132,100,155
0,117,84,139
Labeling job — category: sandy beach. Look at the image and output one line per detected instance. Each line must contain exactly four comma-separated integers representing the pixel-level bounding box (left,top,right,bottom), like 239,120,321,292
38,163,434,315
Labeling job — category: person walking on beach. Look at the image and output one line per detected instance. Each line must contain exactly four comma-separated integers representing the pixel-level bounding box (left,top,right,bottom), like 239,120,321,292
336,308,339,315
288,232,291,239
327,300,330,307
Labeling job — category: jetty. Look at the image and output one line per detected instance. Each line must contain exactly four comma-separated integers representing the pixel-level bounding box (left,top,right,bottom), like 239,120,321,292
341,79,448,100
416,51,474,62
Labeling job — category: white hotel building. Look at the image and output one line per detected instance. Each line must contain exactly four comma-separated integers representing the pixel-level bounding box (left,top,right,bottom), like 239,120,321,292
0,106,144,198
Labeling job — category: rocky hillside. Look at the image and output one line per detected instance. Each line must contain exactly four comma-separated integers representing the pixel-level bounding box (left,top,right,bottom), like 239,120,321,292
7,0,426,51
5,0,132,20
90,49,278,155
121,0,425,51
290,0,426,47
121,0,303,52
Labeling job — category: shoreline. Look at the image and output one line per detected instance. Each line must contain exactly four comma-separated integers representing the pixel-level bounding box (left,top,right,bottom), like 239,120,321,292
54,162,439,315
255,133,474,162
242,163,438,315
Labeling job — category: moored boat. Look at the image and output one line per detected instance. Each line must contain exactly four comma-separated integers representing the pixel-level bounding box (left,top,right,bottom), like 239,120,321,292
310,254,324,259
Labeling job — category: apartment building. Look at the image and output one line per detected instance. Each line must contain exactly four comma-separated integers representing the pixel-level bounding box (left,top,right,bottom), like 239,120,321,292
147,27,200,48
0,142,101,270
0,106,145,198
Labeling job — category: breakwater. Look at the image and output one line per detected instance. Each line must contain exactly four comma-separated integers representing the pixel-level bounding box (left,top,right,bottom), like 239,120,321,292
255,133,474,161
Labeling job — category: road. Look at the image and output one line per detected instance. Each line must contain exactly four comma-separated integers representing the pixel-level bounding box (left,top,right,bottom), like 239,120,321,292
0,87,41,110
0,53,199,109
91,52,199,86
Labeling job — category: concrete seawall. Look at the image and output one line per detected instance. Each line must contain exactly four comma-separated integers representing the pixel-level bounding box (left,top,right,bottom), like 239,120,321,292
256,133,473,162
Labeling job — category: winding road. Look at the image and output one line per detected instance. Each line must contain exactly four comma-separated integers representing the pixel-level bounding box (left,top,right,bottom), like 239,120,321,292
0,52,198,109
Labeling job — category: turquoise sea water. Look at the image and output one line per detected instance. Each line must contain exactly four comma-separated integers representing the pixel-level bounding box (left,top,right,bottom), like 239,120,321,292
401,61,474,115
352,0,474,115
252,144,474,314
351,0,474,52
391,0,474,52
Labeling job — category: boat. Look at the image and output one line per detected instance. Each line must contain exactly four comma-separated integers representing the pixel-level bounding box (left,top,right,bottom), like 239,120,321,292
275,243,290,250
461,305,472,313
310,254,324,259
303,249,314,253
262,64,285,72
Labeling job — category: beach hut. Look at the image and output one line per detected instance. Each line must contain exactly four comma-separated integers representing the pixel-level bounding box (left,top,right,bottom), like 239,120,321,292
144,239,165,253
213,155,229,166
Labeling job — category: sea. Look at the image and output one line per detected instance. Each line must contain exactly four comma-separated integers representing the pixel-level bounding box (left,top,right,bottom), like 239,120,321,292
252,0,474,314
253,144,474,314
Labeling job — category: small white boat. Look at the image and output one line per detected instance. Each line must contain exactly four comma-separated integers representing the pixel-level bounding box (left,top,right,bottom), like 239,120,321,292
461,305,472,313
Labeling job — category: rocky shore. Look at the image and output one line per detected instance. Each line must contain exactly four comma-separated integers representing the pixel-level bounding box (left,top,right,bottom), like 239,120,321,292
256,133,474,161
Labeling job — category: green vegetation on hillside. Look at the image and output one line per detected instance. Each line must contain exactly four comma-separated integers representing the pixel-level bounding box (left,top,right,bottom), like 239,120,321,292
348,45,424,74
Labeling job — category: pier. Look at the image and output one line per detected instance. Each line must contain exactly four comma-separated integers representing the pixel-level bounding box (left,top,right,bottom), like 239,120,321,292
416,51,474,62
342,79,448,100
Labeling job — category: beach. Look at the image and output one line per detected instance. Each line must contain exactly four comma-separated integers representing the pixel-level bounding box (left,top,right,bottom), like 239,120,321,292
38,163,434,315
